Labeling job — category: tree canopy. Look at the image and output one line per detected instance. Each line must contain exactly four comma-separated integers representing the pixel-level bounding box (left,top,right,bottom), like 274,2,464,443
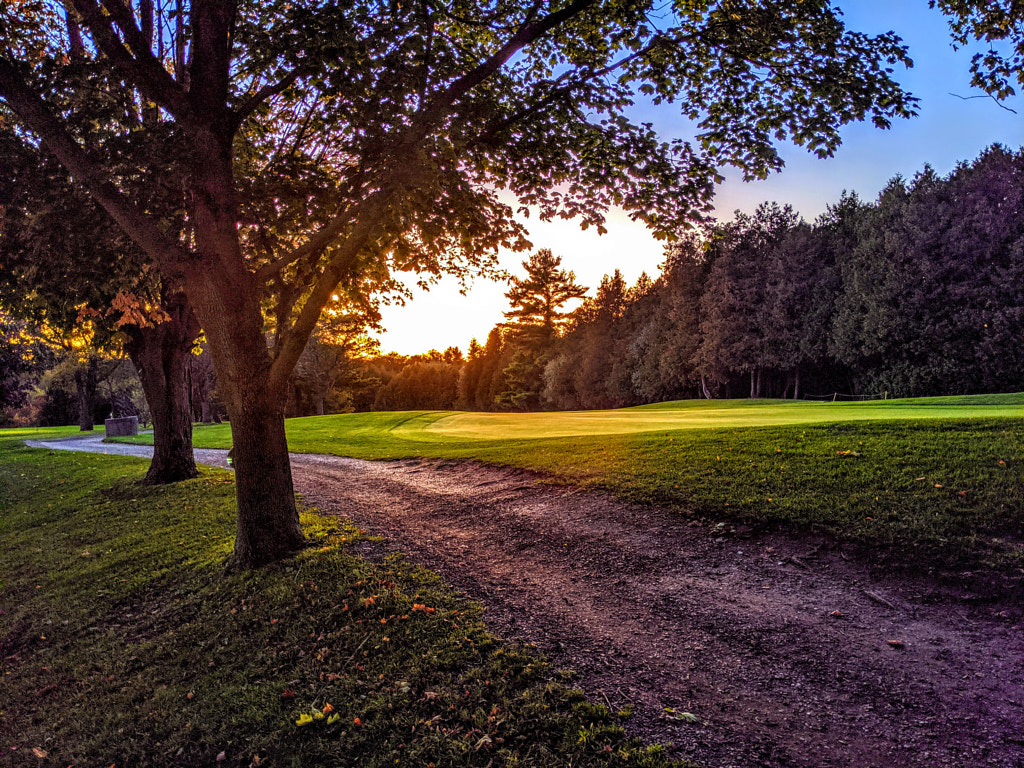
932,0,1023,101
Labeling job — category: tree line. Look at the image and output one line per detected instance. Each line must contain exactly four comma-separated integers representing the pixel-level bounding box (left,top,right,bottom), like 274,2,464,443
6,144,1022,430
380,145,1024,411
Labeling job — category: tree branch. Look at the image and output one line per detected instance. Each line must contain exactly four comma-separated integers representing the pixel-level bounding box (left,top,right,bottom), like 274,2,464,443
231,65,305,128
259,0,601,289
266,187,396,394
68,0,193,119
0,57,189,273
253,205,358,284
471,38,666,148
402,0,600,146
948,91,1018,114
188,0,236,118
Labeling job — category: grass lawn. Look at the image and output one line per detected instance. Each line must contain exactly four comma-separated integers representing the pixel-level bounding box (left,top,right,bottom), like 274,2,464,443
124,396,1023,578
0,430,681,767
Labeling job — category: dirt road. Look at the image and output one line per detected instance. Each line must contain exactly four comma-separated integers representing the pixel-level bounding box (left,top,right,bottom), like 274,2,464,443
32,438,1024,768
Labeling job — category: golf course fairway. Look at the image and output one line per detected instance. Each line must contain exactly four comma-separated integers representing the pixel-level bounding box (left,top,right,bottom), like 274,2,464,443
411,394,1024,440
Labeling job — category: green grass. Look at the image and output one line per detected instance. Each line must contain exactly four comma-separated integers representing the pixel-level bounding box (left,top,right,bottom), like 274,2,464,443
0,444,683,768
122,396,1023,578
0,424,103,447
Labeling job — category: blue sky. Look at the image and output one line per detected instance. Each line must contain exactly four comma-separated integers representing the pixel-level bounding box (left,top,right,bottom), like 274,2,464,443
375,0,1022,355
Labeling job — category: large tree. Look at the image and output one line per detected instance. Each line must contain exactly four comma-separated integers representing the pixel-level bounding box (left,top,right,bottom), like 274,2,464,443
497,249,587,408
0,122,201,483
0,0,918,566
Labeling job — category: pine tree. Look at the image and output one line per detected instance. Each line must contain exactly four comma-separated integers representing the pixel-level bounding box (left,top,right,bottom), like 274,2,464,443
504,250,588,344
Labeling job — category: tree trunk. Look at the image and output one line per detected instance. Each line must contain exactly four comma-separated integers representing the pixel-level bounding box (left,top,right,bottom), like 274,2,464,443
793,367,800,400
184,252,306,567
125,292,200,485
781,372,793,400
180,122,306,568
75,356,98,431
224,392,305,567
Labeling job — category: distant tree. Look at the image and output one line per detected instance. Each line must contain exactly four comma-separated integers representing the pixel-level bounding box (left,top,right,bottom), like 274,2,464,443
832,147,1024,396
604,272,658,406
441,347,464,366
574,270,629,408
0,311,55,422
188,342,223,424
496,250,587,408
541,270,629,410
456,339,484,410
697,203,801,397
293,306,379,416
655,237,713,399
504,250,588,344
373,362,460,411
619,246,708,403
496,347,549,410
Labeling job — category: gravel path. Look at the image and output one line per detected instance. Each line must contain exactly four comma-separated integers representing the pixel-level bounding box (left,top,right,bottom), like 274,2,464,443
31,437,1024,768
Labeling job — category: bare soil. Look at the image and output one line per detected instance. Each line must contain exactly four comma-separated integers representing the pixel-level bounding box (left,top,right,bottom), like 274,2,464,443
32,438,1024,768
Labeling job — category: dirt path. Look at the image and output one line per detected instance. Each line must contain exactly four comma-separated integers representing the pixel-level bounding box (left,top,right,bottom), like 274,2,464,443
32,439,1024,768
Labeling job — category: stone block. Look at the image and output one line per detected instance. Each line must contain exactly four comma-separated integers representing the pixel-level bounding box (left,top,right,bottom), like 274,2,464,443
104,416,139,437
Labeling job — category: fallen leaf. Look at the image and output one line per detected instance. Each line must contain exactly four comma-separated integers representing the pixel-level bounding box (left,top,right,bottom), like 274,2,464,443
281,689,295,699
887,639,905,649
32,748,48,758
216,751,227,762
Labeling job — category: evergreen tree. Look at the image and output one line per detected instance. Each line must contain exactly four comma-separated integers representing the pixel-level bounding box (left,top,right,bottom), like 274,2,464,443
497,250,587,409
504,250,588,344
697,203,802,397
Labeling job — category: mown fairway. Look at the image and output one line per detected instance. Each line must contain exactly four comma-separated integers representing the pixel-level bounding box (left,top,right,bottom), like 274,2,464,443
117,395,1024,578
388,394,1024,440
146,393,1024,451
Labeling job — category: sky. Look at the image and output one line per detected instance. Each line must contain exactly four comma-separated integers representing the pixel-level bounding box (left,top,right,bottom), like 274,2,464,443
373,0,1023,356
